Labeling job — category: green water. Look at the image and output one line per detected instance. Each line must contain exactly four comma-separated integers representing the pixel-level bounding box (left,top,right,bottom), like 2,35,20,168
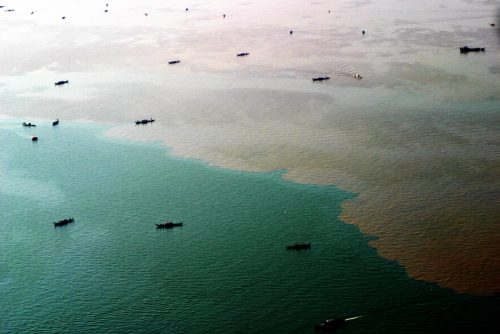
1,121,499,333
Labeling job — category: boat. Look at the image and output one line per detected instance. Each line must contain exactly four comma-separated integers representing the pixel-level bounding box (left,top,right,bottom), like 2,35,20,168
135,118,155,125
52,119,59,126
54,218,74,227
168,60,180,64
312,76,330,82
237,52,249,57
54,80,69,86
459,46,485,53
286,243,311,250
314,318,347,332
22,122,36,127
354,74,363,79
156,221,183,229
31,136,38,141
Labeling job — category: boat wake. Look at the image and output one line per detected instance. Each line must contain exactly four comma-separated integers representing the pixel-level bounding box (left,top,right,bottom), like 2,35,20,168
293,60,363,80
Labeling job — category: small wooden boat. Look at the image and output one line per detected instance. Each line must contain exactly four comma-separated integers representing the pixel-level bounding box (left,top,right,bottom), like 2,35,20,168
54,218,74,227
135,118,155,125
168,60,181,65
315,318,347,332
31,136,38,141
22,122,36,127
54,80,69,86
286,243,311,250
52,119,59,126
460,46,485,53
237,52,249,57
156,221,183,229
312,76,330,82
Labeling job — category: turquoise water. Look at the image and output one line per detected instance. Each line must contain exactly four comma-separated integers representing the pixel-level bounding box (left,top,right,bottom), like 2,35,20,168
1,122,499,333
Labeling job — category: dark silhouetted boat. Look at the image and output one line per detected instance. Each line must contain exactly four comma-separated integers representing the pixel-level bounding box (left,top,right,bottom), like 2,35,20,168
52,119,59,126
135,118,155,125
54,218,74,227
315,318,347,332
4,9,15,12
312,76,330,82
156,221,183,229
54,80,69,86
31,136,38,141
286,243,311,250
237,52,249,57
460,46,485,53
168,60,180,64
23,122,36,127
489,23,495,27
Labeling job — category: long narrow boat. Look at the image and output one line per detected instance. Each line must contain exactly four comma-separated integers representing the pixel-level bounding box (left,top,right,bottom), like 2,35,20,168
22,122,36,127
135,118,155,125
459,46,485,53
315,317,347,332
286,243,311,250
312,76,330,82
54,80,69,86
156,221,183,229
236,52,249,57
54,218,74,227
